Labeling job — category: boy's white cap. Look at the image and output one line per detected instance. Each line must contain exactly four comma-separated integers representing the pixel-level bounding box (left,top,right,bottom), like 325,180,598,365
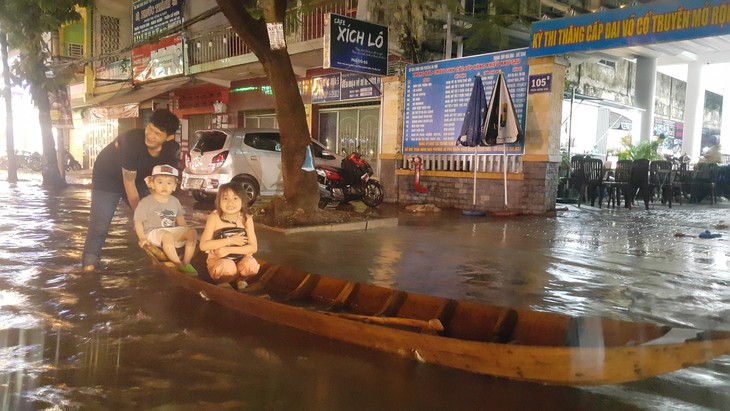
145,164,179,186
151,164,179,178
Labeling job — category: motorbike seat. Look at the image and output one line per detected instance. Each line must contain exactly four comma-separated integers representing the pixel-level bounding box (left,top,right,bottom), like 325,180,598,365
317,164,342,173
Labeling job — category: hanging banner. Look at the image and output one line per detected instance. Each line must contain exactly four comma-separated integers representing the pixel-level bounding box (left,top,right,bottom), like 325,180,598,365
529,0,730,58
88,104,140,121
133,34,184,83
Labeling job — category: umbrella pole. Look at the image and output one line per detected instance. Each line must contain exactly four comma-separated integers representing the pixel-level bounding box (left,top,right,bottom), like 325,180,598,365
472,146,478,207
502,143,508,208
463,146,485,216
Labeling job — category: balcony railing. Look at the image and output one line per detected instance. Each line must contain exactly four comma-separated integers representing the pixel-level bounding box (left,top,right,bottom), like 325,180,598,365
188,0,356,68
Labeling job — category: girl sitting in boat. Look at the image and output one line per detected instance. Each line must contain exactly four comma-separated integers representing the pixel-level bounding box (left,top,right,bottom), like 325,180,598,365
199,182,259,288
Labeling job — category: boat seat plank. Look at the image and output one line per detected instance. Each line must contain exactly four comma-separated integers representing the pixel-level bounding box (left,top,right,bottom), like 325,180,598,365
326,282,359,311
346,284,400,316
239,265,280,294
446,302,518,343
284,273,321,301
375,291,408,317
395,294,457,332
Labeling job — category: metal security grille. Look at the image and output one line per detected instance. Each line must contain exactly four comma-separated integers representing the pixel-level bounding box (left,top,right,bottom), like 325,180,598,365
100,15,119,65
68,43,84,58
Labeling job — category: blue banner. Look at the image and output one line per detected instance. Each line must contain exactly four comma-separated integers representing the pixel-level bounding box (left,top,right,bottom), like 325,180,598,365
324,13,388,76
529,0,730,58
133,0,184,44
403,49,528,155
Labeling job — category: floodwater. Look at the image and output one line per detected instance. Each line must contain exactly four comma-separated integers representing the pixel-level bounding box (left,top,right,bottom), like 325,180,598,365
0,175,729,410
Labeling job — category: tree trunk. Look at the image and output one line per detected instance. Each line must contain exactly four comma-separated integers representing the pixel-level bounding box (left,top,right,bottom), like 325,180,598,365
30,80,65,189
216,0,318,211
266,50,319,210
0,30,17,183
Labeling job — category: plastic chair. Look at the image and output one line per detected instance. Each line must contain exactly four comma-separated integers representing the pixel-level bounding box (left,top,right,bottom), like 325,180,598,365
649,160,674,208
581,158,604,207
690,163,719,204
568,156,586,204
604,159,632,208
627,159,650,210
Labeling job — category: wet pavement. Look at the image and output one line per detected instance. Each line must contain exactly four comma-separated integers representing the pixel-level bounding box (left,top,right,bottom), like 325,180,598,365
0,169,729,410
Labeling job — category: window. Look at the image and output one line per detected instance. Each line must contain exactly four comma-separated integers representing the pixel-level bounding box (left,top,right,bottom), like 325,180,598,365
100,15,120,66
244,133,281,152
68,43,84,58
598,59,616,69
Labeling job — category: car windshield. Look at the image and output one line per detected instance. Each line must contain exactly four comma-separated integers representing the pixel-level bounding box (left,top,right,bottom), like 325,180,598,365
193,131,228,153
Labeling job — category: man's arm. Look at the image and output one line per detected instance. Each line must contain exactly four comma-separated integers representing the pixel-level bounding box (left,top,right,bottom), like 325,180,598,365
122,168,140,210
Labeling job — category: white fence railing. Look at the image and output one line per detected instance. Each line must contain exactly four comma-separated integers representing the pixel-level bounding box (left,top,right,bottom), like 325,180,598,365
401,154,523,174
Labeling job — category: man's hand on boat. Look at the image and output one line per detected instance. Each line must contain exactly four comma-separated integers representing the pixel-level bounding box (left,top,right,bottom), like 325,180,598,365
138,239,149,248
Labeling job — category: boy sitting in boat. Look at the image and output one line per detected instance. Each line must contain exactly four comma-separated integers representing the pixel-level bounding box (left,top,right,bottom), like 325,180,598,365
133,165,197,273
199,182,259,289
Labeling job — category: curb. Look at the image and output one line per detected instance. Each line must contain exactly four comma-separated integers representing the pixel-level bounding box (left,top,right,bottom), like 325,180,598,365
258,217,399,235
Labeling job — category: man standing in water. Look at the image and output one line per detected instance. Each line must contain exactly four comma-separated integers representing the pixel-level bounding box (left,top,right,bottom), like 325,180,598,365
82,109,181,271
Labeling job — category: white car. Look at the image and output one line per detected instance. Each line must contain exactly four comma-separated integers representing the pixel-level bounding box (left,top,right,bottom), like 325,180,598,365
181,128,342,205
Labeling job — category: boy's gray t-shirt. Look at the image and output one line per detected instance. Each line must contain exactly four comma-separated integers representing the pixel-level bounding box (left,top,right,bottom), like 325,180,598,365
133,195,184,235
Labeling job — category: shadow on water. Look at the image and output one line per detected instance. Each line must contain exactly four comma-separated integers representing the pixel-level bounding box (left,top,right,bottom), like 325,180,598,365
0,179,728,409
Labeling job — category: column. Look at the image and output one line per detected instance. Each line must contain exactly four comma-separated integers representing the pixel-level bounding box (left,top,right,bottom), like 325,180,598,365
635,56,657,143
721,80,730,152
682,62,705,160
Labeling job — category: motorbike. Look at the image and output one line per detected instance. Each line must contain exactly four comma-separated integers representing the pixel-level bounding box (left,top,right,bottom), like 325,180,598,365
65,150,82,171
316,152,384,208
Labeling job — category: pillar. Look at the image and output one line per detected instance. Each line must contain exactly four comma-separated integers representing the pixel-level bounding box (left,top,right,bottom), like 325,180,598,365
524,56,569,212
682,62,705,160
721,83,730,152
635,56,657,142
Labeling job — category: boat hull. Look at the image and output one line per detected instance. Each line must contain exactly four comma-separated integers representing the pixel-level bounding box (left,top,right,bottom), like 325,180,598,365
145,247,730,386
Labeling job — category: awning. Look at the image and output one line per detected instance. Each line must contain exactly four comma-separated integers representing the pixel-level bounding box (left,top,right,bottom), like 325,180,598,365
71,89,129,109
89,77,190,120
102,77,190,107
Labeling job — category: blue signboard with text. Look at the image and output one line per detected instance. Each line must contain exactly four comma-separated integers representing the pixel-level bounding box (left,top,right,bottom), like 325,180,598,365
529,0,730,58
133,0,184,44
324,13,389,76
403,49,528,155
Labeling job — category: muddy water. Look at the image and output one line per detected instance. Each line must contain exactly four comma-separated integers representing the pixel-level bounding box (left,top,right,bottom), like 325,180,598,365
0,177,728,410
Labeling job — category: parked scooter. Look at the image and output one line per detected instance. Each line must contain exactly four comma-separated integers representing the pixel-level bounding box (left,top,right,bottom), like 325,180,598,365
65,150,82,171
316,152,384,208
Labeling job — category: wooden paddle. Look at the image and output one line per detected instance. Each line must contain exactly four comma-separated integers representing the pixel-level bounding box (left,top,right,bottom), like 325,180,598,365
323,312,444,334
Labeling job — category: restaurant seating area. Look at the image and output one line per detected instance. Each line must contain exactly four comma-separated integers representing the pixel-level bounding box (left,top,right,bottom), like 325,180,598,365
558,155,728,209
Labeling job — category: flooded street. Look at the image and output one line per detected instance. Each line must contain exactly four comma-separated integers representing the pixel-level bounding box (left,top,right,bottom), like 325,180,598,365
1,175,729,410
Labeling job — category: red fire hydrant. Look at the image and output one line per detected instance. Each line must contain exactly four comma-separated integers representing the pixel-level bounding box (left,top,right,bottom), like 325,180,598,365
411,156,428,193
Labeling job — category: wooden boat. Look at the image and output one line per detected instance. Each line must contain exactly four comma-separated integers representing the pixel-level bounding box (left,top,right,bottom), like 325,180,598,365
143,246,730,386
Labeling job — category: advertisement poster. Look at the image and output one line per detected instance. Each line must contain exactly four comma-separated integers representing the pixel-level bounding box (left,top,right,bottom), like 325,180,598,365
132,34,183,83
403,49,528,155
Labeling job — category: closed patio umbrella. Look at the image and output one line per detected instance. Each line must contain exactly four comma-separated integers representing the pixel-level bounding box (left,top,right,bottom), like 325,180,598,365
483,72,523,208
456,75,488,216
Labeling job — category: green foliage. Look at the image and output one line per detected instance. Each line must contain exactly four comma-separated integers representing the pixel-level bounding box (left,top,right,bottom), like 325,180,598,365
0,0,89,91
614,135,663,161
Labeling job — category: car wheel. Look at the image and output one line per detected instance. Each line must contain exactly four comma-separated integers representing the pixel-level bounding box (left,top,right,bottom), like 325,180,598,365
192,191,214,203
232,177,259,206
